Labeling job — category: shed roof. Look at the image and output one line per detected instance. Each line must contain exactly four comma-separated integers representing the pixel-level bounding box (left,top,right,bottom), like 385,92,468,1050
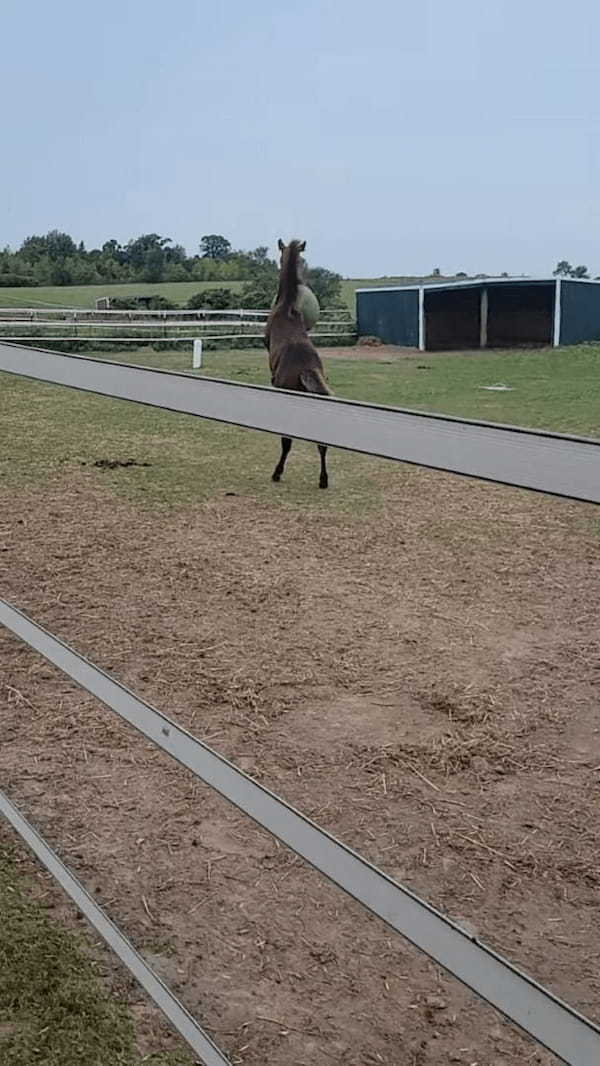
355,277,600,295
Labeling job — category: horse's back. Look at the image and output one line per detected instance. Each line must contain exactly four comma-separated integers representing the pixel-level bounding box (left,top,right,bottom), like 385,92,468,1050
267,305,322,389
271,337,325,390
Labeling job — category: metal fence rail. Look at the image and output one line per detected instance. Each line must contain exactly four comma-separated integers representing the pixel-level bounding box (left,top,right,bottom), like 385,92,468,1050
1,341,598,503
2,599,600,1066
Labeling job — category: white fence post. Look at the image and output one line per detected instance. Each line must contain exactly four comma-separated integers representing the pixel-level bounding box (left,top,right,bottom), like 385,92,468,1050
192,338,203,369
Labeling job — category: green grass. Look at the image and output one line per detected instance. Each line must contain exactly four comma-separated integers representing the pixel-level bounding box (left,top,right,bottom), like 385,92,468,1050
1,344,598,512
0,846,193,1066
0,276,447,313
0,280,245,310
329,345,600,434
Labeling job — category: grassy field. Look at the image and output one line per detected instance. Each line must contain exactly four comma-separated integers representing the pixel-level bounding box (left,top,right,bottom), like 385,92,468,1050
339,275,430,307
0,280,245,310
0,275,426,312
1,344,598,513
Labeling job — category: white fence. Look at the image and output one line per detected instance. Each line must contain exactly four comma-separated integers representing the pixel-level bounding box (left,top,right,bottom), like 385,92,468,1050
0,306,351,319
1,340,600,1066
0,303,357,350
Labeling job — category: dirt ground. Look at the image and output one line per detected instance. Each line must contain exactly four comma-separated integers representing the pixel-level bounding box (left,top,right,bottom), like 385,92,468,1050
1,463,599,1066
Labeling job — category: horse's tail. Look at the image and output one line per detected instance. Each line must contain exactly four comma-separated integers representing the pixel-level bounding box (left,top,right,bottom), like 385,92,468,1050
277,239,305,311
299,367,331,395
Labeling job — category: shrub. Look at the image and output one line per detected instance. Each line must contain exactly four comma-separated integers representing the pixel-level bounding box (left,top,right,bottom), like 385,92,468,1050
239,278,277,309
304,266,343,307
187,287,235,310
109,295,177,311
145,295,177,311
0,273,37,286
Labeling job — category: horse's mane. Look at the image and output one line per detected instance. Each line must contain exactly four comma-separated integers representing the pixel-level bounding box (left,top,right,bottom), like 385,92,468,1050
276,240,304,311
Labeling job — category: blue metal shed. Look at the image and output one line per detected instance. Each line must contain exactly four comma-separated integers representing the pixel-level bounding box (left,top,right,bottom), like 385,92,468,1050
356,277,600,350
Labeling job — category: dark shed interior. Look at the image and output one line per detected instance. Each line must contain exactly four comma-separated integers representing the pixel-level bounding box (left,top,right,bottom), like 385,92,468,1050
424,282,555,350
487,284,554,347
425,287,480,350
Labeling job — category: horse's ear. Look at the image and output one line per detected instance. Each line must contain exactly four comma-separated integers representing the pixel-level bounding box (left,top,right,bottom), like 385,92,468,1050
298,241,306,252
277,238,285,252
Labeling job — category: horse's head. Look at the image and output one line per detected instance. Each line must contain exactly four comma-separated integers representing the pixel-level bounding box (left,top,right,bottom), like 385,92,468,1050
278,238,306,275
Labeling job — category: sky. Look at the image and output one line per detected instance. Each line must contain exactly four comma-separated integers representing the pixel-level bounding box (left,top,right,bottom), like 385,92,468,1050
2,0,599,277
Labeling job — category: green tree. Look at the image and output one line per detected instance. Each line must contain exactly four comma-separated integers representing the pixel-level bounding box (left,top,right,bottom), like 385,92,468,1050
163,262,190,282
102,239,126,263
32,255,52,284
97,254,125,281
49,261,73,285
248,246,270,265
553,260,573,277
164,242,186,264
19,235,49,262
66,257,101,284
142,246,166,282
46,230,77,260
304,265,343,306
125,233,170,269
0,230,346,294
200,234,232,259
240,277,277,309
571,264,589,278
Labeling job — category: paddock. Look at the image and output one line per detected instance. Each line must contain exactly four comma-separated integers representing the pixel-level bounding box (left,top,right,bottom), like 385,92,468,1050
1,342,599,1066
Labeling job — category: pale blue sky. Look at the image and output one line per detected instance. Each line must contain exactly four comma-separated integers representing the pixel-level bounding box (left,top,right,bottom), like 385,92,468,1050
2,0,599,276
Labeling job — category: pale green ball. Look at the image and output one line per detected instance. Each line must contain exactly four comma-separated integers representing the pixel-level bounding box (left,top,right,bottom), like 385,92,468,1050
272,285,320,330
296,284,320,330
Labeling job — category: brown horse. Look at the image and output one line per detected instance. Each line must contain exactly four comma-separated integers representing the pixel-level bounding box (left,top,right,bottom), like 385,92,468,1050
264,238,331,489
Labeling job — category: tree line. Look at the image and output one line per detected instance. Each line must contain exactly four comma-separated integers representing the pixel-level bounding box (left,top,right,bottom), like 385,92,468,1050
0,230,344,307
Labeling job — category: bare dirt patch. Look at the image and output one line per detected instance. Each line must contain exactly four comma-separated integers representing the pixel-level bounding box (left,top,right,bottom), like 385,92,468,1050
89,458,152,470
1,467,599,1065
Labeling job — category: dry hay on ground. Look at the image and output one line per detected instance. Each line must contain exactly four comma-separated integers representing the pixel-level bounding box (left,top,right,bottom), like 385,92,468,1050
1,464,599,1066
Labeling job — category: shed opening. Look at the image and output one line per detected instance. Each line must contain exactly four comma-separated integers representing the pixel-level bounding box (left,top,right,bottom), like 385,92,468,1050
424,283,555,350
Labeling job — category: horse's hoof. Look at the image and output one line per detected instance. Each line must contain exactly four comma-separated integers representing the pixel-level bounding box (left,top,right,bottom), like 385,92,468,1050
319,480,328,490
272,473,281,483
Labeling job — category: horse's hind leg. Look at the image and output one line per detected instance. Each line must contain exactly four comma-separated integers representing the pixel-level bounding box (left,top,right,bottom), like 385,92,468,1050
318,445,328,489
272,437,292,482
